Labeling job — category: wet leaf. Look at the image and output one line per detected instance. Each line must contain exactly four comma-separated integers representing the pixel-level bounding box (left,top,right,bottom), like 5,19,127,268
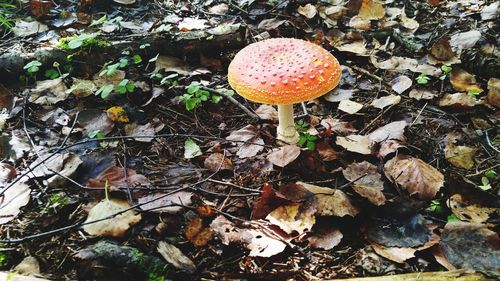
440,222,500,273
336,135,373,155
444,143,477,169
365,214,432,247
226,125,264,158
343,161,386,205
184,138,202,159
371,94,401,109
185,216,213,246
210,215,287,257
83,199,142,237
138,191,193,213
157,241,196,274
299,182,359,217
384,155,444,201
204,153,233,172
390,75,412,94
267,145,301,167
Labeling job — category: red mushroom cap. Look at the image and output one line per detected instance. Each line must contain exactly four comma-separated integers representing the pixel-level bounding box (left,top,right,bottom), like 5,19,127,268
228,38,341,105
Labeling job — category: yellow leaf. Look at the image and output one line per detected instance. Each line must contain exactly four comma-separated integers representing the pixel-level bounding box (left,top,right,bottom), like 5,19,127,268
358,0,385,20
106,106,129,123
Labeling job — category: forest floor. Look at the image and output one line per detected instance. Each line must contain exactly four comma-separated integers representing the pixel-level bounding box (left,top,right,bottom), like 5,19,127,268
0,0,498,280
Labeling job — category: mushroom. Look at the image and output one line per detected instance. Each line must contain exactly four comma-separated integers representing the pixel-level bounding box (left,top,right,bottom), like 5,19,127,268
228,38,341,144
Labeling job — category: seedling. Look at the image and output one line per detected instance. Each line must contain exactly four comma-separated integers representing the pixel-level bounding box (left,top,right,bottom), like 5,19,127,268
428,199,444,213
467,88,482,98
88,130,106,139
478,176,492,191
0,3,15,29
440,64,452,80
180,82,222,110
447,214,460,222
24,60,42,74
416,73,430,85
298,132,318,150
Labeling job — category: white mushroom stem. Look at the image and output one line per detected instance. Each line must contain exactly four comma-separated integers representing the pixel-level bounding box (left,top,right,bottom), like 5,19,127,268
277,104,299,145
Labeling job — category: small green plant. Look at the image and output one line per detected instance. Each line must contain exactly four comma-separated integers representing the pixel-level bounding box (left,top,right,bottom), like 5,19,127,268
485,169,498,179
132,54,142,64
428,199,444,213
298,132,318,150
439,64,452,80
115,79,135,94
295,119,309,132
467,88,482,98
447,214,460,222
0,251,11,268
416,73,430,85
44,68,60,79
88,130,106,139
180,82,222,110
95,84,115,99
57,33,109,50
24,60,42,74
99,58,128,76
0,3,15,29
478,176,492,191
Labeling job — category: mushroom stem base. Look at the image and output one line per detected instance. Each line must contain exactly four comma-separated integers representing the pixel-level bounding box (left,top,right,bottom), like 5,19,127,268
277,104,299,145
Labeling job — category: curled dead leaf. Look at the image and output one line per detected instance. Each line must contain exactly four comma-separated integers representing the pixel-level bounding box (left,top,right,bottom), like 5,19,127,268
343,161,386,205
185,216,213,247
204,153,233,172
444,143,477,169
83,199,142,237
299,182,359,217
447,194,497,223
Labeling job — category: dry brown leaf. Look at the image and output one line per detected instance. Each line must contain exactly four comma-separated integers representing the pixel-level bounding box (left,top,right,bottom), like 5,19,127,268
204,153,233,172
315,141,338,161
208,3,229,14
439,93,482,108
254,104,278,121
371,230,439,263
336,135,373,155
257,18,287,30
299,182,359,217
266,202,316,235
447,194,497,223
83,199,141,237
343,161,386,205
138,191,193,213
444,143,477,169
124,122,165,142
486,78,500,108
226,125,264,158
88,166,150,191
358,0,385,20
320,118,358,136
185,216,213,247
157,241,196,274
28,78,68,105
307,227,343,250
297,4,317,19
210,215,287,257
450,68,482,93
384,155,444,201
409,88,436,100
429,37,459,64
390,75,412,94
153,56,190,75
449,30,481,54
267,145,301,167
70,79,97,97
368,121,407,144
371,94,401,109
178,18,208,31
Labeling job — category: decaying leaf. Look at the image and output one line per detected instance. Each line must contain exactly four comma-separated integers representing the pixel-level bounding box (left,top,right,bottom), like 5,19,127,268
28,78,68,105
390,75,412,94
204,153,233,172
267,145,301,167
77,109,114,135
429,37,459,64
307,227,343,250
439,93,482,108
358,0,385,20
444,143,477,169
409,88,436,100
226,125,264,158
266,202,316,235
83,199,142,237
255,104,278,121
338,100,363,114
299,182,359,217
185,216,213,246
384,155,444,200
450,68,482,93
252,183,288,219
320,118,358,136
157,241,196,274
0,181,30,225
440,222,500,272
370,56,440,76
70,79,97,97
138,191,193,213
365,214,432,247
486,78,500,108
315,141,338,161
343,161,386,205
336,135,373,155
210,215,287,257
371,94,401,109
184,138,202,159
87,166,150,191
447,194,497,224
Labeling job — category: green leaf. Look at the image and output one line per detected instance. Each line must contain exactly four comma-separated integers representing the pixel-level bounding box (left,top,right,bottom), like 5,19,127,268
132,54,142,64
121,50,130,56
89,15,107,27
24,60,42,73
298,135,307,146
184,138,202,159
467,89,481,97
485,169,498,179
88,130,105,139
199,95,208,102
211,95,222,104
441,64,452,74
187,82,200,94
126,82,135,93
95,84,114,99
140,43,150,49
416,73,430,85
106,62,120,76
185,98,198,110
119,58,128,68
306,140,315,150
44,68,60,79
447,214,460,222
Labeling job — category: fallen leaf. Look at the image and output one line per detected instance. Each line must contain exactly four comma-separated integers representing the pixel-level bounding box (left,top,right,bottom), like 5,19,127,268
83,199,142,237
368,121,407,143
486,78,500,108
338,100,363,114
138,191,193,213
124,122,164,142
251,183,288,219
266,202,316,235
13,256,41,276
315,141,338,161
449,30,481,54
409,88,436,100
297,4,317,19
29,78,68,105
208,3,229,14
204,153,233,172
320,118,358,136
444,143,477,169
93,69,125,88
400,15,419,31
384,155,444,201
439,222,500,272
178,18,208,31
185,216,213,246
0,181,30,224
371,94,401,109
184,138,202,159
439,93,482,108
69,79,97,97
370,56,440,76
299,182,359,217
343,161,386,205
154,56,190,75
481,2,499,20
307,227,343,250
450,68,482,93
358,0,385,20
447,194,497,223
157,241,196,274
210,215,287,257
257,18,287,30
114,0,136,4
87,166,150,191
267,145,301,167
226,125,264,158
106,106,129,123
12,20,48,36
336,40,378,56
0,83,14,112
365,214,432,247
324,89,356,102
429,37,459,64
390,75,412,94
336,135,373,155
255,104,278,122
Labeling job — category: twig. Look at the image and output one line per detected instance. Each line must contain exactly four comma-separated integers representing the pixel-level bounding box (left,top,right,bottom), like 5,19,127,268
200,86,260,121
